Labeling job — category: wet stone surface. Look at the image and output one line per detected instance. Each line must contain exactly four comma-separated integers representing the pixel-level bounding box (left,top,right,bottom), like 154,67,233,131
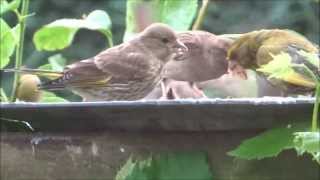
1,131,319,180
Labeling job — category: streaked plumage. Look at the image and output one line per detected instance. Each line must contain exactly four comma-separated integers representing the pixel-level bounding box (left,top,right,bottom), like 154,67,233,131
8,23,188,101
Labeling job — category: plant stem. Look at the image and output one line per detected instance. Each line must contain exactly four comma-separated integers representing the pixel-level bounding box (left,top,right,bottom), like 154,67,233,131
192,0,210,30
1,88,9,102
311,83,319,132
10,0,29,102
107,35,113,47
102,31,113,48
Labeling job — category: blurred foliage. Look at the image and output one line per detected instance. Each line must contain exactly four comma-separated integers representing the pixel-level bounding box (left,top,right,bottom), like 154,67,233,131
38,54,66,72
40,91,69,103
124,0,198,41
116,152,213,180
33,10,112,51
294,131,320,164
0,0,21,15
1,0,319,101
203,0,319,41
0,18,17,69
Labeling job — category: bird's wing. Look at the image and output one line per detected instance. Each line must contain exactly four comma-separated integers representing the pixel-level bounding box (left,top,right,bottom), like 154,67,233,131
41,43,154,90
40,59,111,89
257,44,317,89
94,44,153,81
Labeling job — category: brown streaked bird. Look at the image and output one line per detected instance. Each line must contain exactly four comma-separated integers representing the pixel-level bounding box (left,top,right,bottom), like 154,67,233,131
8,23,188,101
227,29,319,95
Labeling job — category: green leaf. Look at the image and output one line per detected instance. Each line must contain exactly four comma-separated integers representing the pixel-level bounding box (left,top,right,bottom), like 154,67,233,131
294,132,320,164
116,157,153,180
116,152,213,180
228,123,309,160
257,52,317,87
0,0,21,15
0,18,16,69
116,157,138,180
157,0,198,30
33,26,77,51
38,63,52,71
33,10,112,51
38,54,66,73
85,9,112,37
124,0,198,41
40,91,68,103
257,52,295,80
1,117,34,132
11,24,21,44
153,152,213,180
48,54,66,71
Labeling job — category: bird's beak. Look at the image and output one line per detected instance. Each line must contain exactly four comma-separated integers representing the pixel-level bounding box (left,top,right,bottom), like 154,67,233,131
228,61,248,80
175,39,189,51
172,39,188,61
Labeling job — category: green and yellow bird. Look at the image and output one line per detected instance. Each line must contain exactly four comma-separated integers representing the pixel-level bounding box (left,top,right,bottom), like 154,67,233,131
226,29,319,95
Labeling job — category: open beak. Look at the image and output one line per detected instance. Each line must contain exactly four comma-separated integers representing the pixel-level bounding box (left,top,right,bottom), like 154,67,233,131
228,61,248,80
172,39,188,61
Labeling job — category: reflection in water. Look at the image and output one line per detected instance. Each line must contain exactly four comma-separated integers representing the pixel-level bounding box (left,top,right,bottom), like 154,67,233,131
1,131,319,180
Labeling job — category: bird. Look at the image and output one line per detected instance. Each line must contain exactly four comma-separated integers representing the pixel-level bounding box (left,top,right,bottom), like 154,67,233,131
157,30,232,99
163,30,232,82
226,29,319,95
7,23,188,101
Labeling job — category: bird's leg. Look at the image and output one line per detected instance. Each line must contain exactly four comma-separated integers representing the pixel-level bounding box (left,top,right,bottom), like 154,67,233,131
190,82,207,98
159,78,168,100
166,88,179,99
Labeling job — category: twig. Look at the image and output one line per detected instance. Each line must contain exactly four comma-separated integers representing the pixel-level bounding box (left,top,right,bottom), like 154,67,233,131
192,0,210,30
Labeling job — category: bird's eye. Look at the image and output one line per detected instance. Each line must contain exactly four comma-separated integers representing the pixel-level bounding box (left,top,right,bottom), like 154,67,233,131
161,38,169,43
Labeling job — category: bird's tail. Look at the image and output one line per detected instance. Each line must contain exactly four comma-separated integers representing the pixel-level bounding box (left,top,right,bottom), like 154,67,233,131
38,79,66,90
3,68,65,90
3,68,63,79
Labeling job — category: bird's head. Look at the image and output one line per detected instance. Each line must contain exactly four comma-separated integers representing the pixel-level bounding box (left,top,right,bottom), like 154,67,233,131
140,23,188,62
226,35,256,80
